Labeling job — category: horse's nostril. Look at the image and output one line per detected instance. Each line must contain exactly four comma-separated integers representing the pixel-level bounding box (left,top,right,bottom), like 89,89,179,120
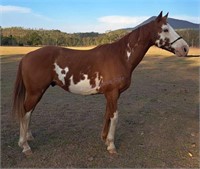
183,47,187,53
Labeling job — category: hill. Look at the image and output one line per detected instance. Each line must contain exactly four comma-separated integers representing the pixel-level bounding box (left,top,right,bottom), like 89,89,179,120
124,17,200,31
1,17,199,47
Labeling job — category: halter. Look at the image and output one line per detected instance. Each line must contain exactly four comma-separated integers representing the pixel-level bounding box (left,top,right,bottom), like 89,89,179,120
170,37,182,45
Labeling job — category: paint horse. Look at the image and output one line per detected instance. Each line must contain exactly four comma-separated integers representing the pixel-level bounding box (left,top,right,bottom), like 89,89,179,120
13,12,189,155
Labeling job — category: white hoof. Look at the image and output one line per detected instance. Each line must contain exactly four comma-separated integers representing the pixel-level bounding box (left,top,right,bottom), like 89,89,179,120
108,148,118,154
23,148,33,156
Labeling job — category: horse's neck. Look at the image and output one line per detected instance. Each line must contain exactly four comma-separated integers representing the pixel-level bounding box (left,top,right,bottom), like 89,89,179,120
128,40,152,72
119,27,153,73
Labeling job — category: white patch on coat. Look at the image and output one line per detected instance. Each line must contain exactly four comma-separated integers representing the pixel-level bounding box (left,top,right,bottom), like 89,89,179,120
126,43,131,59
127,51,131,58
54,63,69,85
69,72,102,95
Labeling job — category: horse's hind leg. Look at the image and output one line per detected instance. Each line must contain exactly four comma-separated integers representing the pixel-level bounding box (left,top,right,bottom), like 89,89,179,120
18,91,43,155
18,110,33,155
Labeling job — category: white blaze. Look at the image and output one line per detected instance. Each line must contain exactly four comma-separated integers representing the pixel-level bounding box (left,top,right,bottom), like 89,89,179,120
166,24,188,49
155,23,189,57
155,23,180,47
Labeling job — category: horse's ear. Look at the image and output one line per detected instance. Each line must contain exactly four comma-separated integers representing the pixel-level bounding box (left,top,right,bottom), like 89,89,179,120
164,12,169,18
156,11,163,22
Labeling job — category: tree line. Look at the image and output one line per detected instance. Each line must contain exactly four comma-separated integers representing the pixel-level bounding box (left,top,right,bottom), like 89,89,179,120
0,27,199,47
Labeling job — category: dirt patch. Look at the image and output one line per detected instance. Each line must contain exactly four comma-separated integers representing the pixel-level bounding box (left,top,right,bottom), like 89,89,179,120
1,54,199,168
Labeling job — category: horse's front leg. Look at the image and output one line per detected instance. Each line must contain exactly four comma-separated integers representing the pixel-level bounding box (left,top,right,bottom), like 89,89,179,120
102,90,119,154
106,110,119,154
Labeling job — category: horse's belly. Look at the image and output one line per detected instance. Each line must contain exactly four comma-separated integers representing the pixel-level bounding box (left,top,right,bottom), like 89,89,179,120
53,63,102,95
68,75,100,95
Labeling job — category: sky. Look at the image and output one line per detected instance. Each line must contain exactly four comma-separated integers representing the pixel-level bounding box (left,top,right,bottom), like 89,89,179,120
1,0,199,33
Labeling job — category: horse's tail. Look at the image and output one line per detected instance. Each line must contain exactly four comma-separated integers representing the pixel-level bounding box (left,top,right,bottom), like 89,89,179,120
12,60,26,121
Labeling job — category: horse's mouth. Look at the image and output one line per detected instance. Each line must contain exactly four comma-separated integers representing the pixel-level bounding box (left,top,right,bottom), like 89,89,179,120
163,46,188,57
175,48,189,57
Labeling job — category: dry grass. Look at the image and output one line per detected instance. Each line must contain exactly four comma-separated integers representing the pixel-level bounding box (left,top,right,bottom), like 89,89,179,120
0,46,95,56
147,46,200,67
1,45,199,168
67,46,96,50
0,46,40,56
148,46,200,56
0,46,199,57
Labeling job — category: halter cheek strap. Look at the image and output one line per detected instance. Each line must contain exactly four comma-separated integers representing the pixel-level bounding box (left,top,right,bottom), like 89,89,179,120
170,37,182,45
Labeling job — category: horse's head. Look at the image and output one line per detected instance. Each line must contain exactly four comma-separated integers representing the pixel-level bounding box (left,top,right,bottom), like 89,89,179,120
152,11,189,57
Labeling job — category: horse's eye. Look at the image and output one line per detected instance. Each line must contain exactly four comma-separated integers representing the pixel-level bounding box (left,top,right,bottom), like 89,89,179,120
163,29,169,33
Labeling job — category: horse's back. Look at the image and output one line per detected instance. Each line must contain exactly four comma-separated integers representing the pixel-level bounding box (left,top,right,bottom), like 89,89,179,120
24,46,60,60
21,46,64,73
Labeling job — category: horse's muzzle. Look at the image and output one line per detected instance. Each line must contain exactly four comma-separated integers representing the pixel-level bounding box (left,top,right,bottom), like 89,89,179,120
175,45,189,57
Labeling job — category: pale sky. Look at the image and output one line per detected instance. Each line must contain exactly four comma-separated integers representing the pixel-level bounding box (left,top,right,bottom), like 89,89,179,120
1,0,199,33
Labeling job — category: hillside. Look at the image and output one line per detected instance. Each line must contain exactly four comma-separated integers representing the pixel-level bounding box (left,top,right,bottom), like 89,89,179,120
124,17,200,31
1,17,199,47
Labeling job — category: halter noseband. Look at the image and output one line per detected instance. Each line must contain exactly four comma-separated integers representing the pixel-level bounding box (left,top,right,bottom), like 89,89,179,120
170,37,182,45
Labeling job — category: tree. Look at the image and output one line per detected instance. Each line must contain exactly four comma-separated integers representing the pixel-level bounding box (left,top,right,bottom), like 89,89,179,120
1,27,199,47
1,35,17,46
25,32,42,46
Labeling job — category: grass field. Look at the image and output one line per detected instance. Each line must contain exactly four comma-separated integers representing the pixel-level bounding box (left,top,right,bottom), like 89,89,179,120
0,46,199,56
0,46,94,56
1,46,199,168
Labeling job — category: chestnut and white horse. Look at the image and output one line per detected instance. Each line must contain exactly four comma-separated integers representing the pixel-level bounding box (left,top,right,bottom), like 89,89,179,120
13,12,189,155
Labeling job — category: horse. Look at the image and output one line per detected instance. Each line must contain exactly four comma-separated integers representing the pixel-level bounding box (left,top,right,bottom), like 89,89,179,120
13,12,189,156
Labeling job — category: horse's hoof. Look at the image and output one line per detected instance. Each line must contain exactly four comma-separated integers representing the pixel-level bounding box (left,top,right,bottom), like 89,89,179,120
23,148,33,156
108,148,118,155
